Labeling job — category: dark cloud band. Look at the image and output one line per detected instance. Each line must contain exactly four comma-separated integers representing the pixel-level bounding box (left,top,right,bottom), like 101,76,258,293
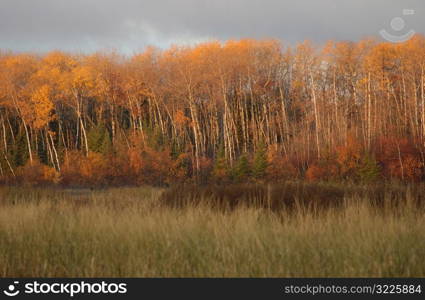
0,0,423,53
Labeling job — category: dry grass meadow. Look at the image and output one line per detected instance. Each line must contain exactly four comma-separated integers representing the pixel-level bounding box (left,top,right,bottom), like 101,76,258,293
0,183,425,277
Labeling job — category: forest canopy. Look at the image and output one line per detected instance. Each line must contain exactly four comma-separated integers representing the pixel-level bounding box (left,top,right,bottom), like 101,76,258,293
1,36,425,186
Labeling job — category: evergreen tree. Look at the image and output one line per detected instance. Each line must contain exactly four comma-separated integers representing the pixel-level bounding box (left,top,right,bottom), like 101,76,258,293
233,153,251,182
87,125,111,154
357,154,381,183
252,140,268,180
212,144,229,182
11,130,29,167
37,132,49,166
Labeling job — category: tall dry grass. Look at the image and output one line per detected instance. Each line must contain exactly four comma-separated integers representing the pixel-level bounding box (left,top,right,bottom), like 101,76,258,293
0,183,424,277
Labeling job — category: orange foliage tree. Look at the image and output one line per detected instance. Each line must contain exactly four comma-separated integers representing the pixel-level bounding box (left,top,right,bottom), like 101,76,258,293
0,36,425,185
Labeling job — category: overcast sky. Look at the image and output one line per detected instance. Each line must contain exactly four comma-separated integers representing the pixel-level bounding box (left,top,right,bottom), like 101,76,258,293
0,0,423,54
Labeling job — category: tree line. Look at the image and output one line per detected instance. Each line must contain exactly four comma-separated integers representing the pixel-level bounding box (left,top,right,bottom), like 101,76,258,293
1,36,425,186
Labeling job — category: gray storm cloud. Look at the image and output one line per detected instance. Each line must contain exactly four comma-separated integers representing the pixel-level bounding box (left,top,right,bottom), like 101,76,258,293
0,0,423,53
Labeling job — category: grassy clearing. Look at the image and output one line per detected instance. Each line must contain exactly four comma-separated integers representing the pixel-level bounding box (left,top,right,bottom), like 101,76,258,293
0,184,424,277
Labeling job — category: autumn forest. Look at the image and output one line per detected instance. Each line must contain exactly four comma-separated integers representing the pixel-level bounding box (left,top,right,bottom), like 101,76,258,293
1,36,425,186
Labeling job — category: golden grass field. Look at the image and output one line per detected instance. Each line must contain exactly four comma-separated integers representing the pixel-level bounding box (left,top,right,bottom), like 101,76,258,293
0,183,424,277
